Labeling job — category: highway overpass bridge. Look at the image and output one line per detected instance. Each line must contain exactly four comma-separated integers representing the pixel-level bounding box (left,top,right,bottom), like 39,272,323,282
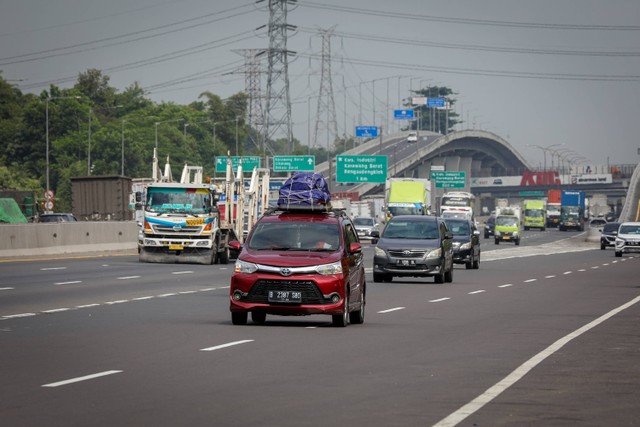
316,129,634,215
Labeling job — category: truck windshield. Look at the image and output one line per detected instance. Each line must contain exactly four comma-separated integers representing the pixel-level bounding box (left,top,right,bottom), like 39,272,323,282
496,217,518,227
525,209,544,218
147,188,211,214
561,206,580,216
388,206,422,216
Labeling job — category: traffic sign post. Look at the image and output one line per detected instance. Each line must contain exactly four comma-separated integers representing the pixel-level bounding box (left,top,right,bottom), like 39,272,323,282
431,171,466,189
272,155,315,172
215,156,261,173
336,155,387,184
355,126,379,138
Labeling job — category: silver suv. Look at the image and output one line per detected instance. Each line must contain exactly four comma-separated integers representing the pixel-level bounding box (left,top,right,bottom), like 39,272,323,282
614,222,640,257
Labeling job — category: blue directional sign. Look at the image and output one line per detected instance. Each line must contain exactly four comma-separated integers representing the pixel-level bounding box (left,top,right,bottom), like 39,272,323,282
393,109,414,120
355,126,379,138
427,97,446,108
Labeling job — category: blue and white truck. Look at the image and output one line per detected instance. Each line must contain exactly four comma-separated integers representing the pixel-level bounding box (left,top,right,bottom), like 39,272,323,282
559,190,586,232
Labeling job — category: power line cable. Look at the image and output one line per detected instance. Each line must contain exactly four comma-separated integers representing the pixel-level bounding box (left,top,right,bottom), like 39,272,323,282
0,3,255,64
299,1,640,31
297,26,640,57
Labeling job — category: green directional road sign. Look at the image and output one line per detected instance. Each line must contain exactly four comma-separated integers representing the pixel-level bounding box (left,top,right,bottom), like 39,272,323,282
336,155,387,184
215,156,261,173
273,155,315,172
431,171,466,188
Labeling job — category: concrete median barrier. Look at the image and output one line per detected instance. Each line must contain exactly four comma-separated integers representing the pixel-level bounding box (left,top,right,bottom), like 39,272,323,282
0,221,138,258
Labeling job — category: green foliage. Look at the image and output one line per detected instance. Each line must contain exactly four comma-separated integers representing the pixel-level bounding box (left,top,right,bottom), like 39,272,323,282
408,85,461,133
0,71,463,215
0,165,42,191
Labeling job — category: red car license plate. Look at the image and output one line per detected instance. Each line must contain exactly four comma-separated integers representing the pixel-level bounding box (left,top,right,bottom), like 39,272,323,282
268,290,302,303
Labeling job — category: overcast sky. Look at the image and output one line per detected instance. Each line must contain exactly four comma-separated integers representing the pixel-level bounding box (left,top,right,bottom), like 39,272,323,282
2,0,639,169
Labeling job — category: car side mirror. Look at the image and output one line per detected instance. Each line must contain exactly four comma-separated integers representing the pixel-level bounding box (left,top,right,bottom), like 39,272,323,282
612,231,617,236
228,240,242,251
370,230,380,238
445,232,453,240
473,230,480,236
349,242,362,254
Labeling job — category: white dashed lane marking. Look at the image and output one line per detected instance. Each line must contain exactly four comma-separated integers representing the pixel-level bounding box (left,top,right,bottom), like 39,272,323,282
377,307,406,314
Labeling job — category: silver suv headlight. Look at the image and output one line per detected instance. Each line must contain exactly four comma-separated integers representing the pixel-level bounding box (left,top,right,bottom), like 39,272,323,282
234,259,258,274
315,261,343,275
460,242,471,250
425,248,442,259
374,246,387,257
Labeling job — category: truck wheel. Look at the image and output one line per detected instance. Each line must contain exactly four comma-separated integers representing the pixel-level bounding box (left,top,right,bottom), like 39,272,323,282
465,255,473,270
373,273,383,283
515,239,520,246
494,238,499,245
434,266,445,284
472,253,480,269
615,251,622,258
218,247,229,264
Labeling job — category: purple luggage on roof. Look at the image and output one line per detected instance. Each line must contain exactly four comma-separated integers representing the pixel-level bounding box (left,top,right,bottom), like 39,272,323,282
277,172,331,208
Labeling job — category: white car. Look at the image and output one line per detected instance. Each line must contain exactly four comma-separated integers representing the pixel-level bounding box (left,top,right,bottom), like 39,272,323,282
614,222,640,257
407,131,418,143
353,216,376,240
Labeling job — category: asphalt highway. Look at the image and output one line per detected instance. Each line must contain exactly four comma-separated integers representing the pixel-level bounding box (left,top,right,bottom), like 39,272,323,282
1,229,639,426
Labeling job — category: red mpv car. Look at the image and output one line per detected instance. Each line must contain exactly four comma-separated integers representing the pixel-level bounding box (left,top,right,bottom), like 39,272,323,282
229,207,366,327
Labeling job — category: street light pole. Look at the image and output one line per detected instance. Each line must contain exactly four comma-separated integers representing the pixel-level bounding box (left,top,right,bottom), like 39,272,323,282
87,108,92,174
235,116,240,156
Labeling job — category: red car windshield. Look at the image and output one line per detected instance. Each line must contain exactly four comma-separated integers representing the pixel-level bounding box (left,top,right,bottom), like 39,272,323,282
248,221,341,251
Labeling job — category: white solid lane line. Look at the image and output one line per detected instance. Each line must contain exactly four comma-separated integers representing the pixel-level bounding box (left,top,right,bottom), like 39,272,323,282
200,340,254,352
433,294,640,427
377,307,406,314
42,370,123,388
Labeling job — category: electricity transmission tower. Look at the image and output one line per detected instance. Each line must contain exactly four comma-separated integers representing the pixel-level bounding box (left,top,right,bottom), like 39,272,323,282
261,0,296,154
313,27,338,154
233,48,275,155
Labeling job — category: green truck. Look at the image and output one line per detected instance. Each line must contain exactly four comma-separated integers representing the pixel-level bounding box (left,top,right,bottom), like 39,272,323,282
494,206,522,245
523,199,546,231
385,178,430,220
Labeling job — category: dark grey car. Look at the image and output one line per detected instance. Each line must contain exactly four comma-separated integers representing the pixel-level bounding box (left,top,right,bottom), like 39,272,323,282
371,215,454,284
601,222,620,250
444,218,480,269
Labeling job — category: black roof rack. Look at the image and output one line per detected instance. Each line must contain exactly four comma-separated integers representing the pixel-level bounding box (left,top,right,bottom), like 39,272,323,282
266,204,348,217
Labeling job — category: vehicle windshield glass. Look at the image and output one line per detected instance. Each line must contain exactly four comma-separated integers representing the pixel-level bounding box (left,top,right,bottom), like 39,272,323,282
619,225,640,235
496,216,518,227
561,206,580,215
603,224,619,232
248,221,341,251
441,196,472,208
444,221,469,235
353,218,374,226
388,206,422,216
382,220,438,239
146,188,211,214
525,209,544,218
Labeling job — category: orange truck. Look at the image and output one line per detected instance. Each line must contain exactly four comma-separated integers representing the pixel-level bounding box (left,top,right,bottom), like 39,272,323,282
546,189,561,228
